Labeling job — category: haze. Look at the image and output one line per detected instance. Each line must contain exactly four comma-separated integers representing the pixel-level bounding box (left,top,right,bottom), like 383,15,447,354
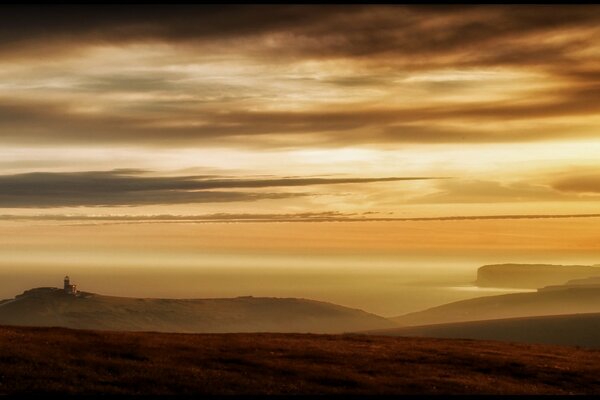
1,5,599,317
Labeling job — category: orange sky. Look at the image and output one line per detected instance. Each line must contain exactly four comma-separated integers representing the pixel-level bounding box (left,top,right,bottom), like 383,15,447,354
1,218,599,255
0,6,598,307
0,217,597,315
0,6,598,219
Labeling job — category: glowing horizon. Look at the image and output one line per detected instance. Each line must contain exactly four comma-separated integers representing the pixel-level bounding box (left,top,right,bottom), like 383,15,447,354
1,5,599,314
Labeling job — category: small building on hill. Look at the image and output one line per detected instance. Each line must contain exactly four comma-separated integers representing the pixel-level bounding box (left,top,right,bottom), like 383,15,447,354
63,276,77,295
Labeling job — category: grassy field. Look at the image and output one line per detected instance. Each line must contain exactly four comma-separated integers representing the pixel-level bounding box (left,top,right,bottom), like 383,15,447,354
370,312,600,348
0,325,598,395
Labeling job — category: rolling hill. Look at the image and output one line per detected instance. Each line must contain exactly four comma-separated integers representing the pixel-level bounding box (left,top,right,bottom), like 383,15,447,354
368,312,600,348
538,276,600,292
0,325,598,394
392,287,600,326
0,287,395,333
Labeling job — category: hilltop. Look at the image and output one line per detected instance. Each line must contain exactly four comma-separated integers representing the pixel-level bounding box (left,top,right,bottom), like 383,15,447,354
0,287,394,334
0,325,598,395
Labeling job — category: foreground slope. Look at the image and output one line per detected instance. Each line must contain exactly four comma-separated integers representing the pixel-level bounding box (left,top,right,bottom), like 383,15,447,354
0,288,394,333
0,325,598,395
369,313,600,348
393,287,600,326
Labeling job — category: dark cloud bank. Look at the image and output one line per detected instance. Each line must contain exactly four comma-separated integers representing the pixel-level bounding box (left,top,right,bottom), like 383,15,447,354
0,6,598,147
2,5,598,65
0,169,442,208
1,84,599,147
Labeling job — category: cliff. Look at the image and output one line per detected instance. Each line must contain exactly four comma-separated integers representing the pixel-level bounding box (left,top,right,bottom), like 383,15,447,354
475,263,600,289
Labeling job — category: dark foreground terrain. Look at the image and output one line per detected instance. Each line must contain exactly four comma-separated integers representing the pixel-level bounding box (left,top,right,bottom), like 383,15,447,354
369,312,600,348
0,325,598,395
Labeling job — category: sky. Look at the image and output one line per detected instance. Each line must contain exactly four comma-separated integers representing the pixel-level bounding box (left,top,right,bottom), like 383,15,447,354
0,5,599,314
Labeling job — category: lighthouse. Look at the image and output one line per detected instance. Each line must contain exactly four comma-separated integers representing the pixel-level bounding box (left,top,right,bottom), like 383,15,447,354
63,275,77,295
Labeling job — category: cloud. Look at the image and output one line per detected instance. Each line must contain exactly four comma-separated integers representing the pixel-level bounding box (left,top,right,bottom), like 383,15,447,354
0,6,598,148
552,173,600,194
0,169,441,208
0,87,598,148
1,5,598,66
74,73,188,93
1,211,598,224
410,179,581,204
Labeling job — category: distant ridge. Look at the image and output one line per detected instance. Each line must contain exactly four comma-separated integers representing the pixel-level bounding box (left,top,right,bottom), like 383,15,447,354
539,276,600,292
392,286,600,327
0,287,395,334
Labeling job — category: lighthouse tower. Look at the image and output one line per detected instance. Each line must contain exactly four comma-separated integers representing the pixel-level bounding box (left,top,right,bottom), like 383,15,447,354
63,275,77,295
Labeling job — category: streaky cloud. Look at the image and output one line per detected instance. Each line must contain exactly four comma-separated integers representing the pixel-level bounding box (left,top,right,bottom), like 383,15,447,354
1,212,598,224
1,90,599,147
552,173,600,194
0,169,443,208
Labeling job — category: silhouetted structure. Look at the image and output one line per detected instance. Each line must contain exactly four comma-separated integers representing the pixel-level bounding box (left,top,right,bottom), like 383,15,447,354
63,276,77,295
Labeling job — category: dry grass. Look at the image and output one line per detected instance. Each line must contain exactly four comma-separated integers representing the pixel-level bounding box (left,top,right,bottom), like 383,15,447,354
0,325,598,394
